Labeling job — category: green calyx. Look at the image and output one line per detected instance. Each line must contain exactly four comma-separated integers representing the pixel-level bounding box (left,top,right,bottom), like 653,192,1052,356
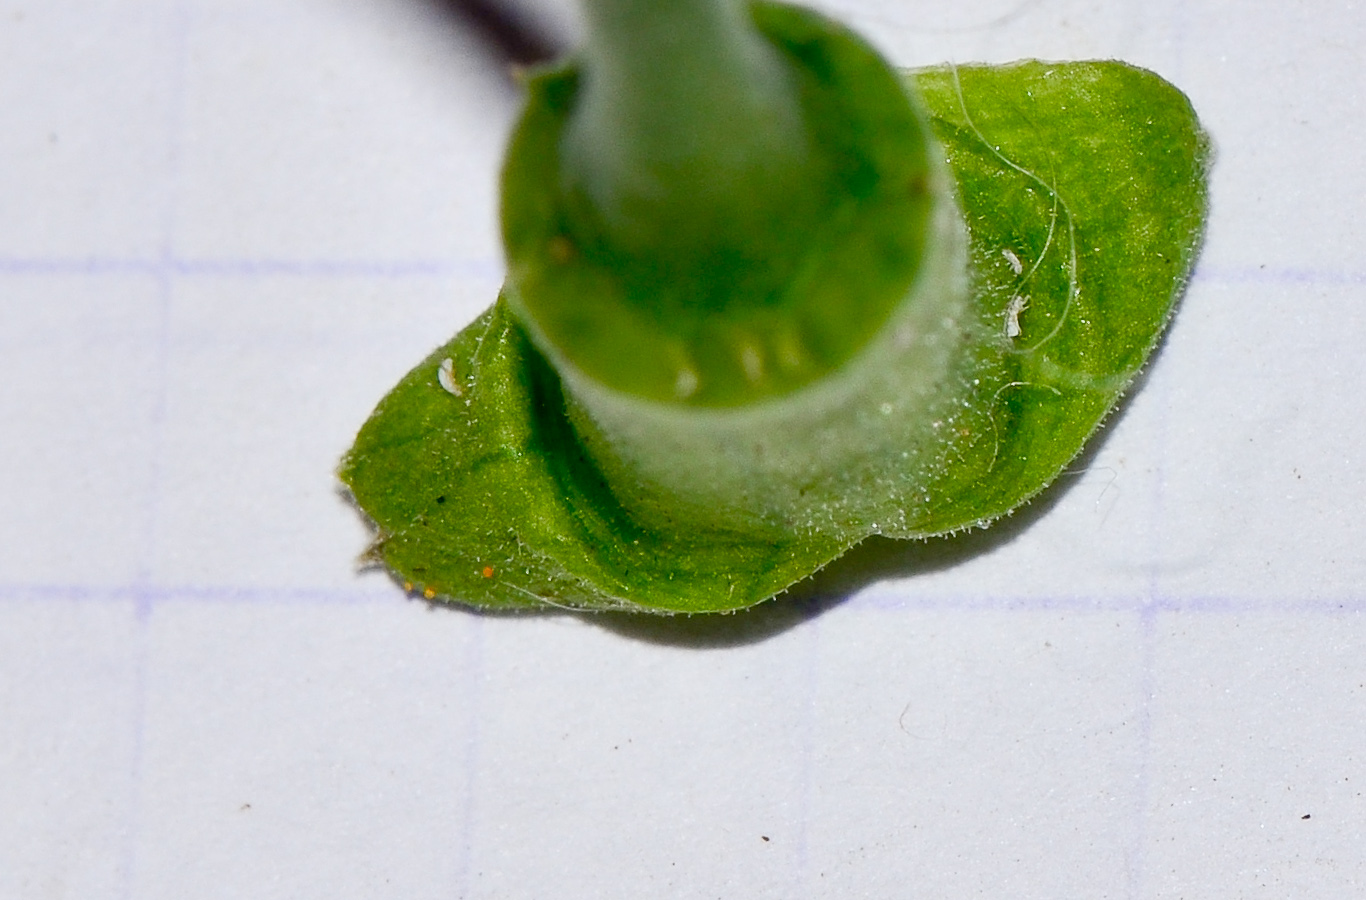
502,0,936,406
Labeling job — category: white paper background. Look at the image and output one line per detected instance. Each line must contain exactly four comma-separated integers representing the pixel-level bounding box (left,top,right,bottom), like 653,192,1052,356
3,0,1365,897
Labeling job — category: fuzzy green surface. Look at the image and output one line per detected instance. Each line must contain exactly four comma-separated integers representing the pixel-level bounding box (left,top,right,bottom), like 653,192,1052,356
906,61,1210,534
339,60,1210,614
503,1,934,408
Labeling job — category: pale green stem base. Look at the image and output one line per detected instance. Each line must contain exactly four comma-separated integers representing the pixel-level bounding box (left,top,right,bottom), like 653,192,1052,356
564,154,972,538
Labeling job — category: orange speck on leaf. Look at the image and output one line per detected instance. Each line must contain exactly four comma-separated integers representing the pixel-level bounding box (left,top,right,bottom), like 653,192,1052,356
548,235,574,263
423,587,436,599
481,566,495,579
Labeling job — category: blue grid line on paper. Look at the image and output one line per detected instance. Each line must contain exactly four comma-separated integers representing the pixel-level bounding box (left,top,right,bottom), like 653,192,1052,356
790,617,824,891
113,2,190,896
1193,265,1366,286
0,581,395,607
4,579,1365,616
1126,603,1161,900
1133,235,1178,900
452,615,488,900
847,589,1366,616
0,254,503,281
2,256,1365,286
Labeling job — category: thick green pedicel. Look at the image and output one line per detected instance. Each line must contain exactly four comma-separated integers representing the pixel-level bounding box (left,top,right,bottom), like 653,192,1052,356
340,60,1210,614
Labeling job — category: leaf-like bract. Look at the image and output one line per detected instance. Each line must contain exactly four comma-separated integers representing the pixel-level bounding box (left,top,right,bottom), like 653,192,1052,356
339,61,1210,614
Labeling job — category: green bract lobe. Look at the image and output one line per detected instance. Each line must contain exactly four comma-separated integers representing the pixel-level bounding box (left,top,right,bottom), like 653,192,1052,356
340,1,1211,615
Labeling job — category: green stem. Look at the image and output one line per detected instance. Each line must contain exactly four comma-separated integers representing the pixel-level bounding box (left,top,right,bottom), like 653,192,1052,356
559,0,822,298
498,0,973,535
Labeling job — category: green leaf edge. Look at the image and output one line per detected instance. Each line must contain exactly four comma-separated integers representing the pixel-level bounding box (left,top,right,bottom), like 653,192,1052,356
338,60,1211,615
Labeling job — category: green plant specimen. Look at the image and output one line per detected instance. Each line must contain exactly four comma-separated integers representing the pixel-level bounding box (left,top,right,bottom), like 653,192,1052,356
339,0,1210,614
